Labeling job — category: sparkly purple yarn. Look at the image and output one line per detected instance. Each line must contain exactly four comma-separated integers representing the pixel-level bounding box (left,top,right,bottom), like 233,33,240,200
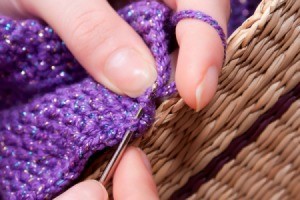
172,10,227,57
0,0,260,199
0,1,174,199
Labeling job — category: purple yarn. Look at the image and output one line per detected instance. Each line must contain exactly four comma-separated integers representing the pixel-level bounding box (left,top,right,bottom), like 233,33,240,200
172,10,227,59
229,0,261,34
0,0,260,199
0,1,174,199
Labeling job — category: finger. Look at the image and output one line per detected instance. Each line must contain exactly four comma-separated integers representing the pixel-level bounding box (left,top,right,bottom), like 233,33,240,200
0,0,29,18
21,0,157,97
169,0,230,111
54,180,108,200
113,147,159,200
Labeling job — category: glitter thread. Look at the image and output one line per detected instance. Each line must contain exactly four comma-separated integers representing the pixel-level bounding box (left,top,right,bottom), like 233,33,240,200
0,0,261,199
0,1,173,199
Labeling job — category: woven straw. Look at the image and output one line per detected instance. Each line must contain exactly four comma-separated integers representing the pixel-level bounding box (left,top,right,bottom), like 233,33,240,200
82,0,300,199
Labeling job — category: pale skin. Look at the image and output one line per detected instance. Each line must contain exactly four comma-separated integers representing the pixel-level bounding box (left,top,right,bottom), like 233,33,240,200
55,147,159,200
0,0,230,198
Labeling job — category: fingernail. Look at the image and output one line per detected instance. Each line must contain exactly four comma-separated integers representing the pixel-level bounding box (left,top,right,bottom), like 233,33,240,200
195,66,219,112
104,48,157,98
137,148,152,174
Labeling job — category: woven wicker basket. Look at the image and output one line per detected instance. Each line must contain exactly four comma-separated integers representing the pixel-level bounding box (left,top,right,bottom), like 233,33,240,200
82,0,300,199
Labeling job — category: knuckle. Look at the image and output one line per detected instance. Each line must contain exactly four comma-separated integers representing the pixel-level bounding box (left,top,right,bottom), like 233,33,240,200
70,10,112,53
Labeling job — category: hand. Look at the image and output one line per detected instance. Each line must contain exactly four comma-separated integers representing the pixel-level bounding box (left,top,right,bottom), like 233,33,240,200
54,147,158,200
0,0,230,111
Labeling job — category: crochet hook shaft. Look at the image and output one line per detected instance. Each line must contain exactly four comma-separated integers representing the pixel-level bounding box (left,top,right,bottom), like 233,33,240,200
100,84,157,185
99,107,143,186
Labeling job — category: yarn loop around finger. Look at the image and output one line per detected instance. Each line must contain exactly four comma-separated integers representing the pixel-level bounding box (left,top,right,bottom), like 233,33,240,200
172,10,227,62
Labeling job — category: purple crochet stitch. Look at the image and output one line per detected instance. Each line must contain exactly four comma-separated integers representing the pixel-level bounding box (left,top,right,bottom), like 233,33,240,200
0,0,260,199
0,1,175,199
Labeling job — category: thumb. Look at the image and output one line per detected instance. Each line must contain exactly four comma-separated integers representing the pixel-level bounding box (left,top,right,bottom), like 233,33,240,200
19,0,157,97
54,180,108,200
113,147,159,200
0,0,30,18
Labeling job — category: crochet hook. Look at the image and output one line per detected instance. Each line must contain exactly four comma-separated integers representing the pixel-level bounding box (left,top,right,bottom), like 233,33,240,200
99,107,143,186
100,84,157,185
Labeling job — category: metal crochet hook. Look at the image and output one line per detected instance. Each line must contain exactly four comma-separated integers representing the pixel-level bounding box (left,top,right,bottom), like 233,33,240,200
99,107,143,186
99,84,157,186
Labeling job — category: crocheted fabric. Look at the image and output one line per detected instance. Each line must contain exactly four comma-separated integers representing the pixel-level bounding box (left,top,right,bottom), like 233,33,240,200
0,0,260,199
0,1,175,199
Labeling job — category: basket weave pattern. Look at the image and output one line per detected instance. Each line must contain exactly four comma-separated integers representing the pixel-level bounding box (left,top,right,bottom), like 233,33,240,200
85,0,300,199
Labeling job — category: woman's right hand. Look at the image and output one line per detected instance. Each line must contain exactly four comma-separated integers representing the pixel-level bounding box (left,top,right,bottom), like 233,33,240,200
55,147,159,200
